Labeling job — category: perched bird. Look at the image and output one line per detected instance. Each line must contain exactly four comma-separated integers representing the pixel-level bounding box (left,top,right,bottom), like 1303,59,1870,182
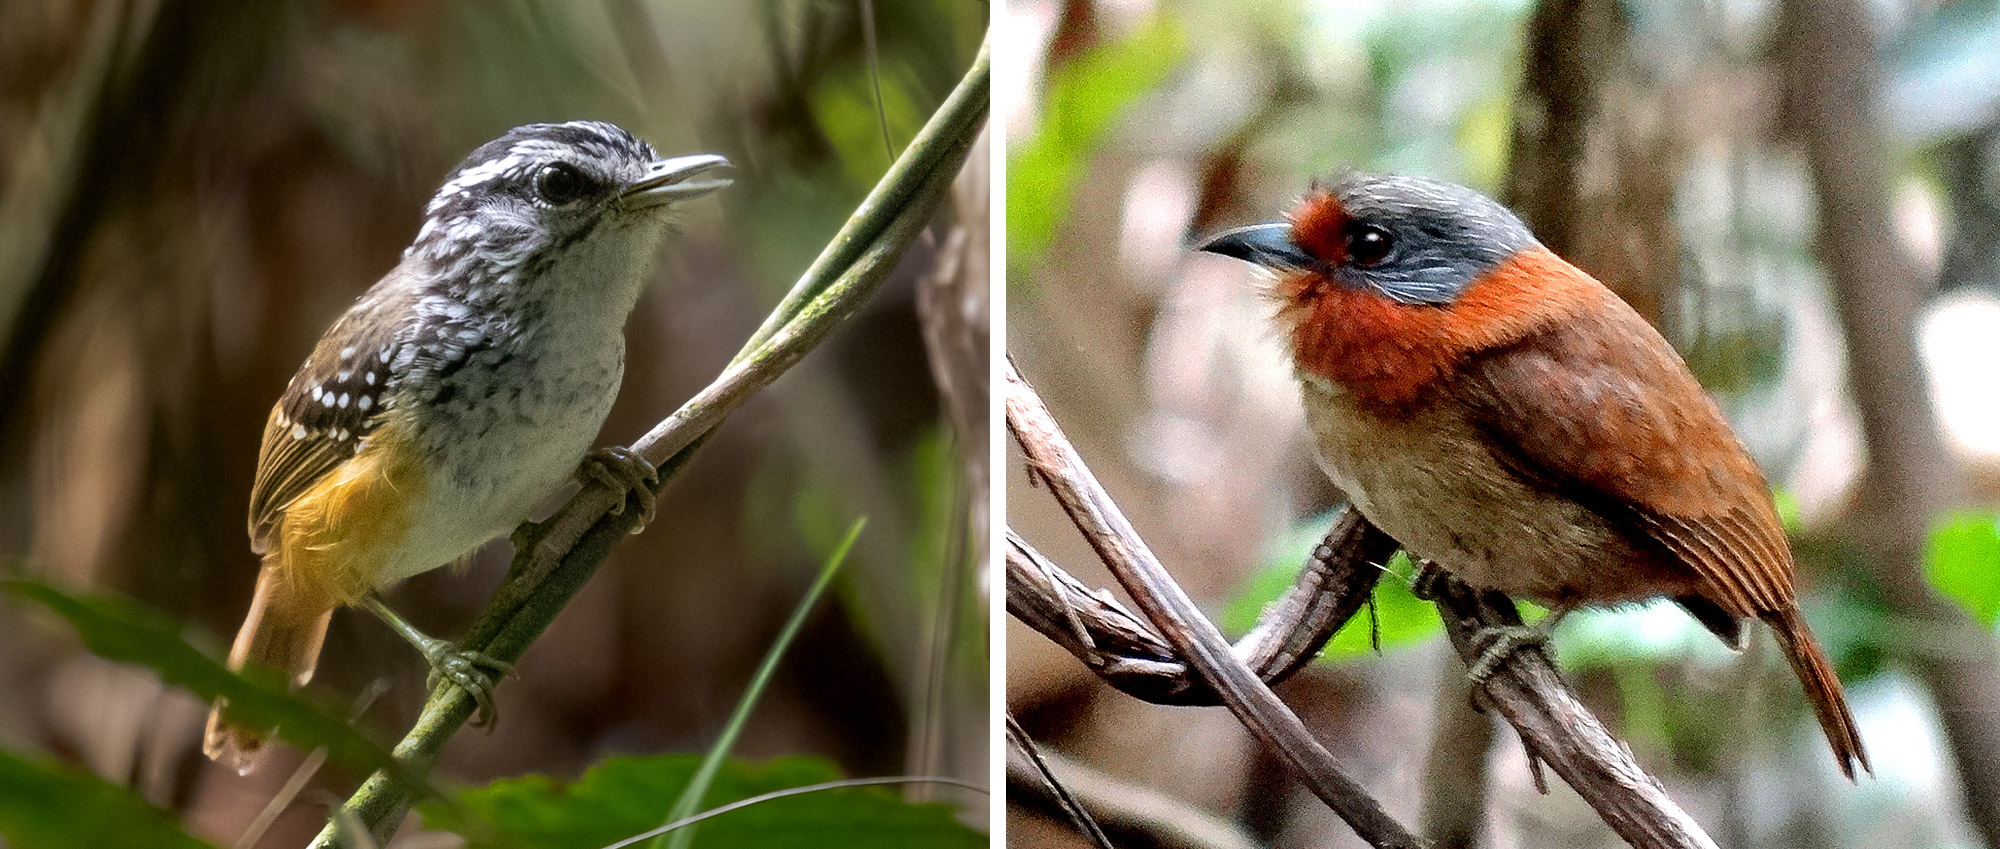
1199,173,1868,779
204,121,731,772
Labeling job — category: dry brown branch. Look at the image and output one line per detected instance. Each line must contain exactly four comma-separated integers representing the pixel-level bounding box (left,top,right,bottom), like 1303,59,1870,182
1005,507,1391,705
1008,355,1721,849
1424,580,1718,849
1006,356,1424,849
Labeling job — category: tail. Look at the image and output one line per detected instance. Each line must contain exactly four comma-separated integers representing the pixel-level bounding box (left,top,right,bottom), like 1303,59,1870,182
203,567,333,774
1763,606,1870,780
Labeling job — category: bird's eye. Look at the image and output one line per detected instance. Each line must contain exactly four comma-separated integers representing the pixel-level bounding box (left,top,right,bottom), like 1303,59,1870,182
1345,224,1394,267
533,163,600,206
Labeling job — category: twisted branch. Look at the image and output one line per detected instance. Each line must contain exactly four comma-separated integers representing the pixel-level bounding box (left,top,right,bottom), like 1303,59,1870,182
1006,356,1718,849
1006,356,1423,849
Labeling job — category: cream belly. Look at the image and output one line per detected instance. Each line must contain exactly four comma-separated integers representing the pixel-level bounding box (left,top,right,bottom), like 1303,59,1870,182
1295,370,1672,606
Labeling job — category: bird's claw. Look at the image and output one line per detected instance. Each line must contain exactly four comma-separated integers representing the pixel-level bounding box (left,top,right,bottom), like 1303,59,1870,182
1409,560,1451,601
421,645,513,729
580,446,659,534
1465,622,1553,685
509,518,548,555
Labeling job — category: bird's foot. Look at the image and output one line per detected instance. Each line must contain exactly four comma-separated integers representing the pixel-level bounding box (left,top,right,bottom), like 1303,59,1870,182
416,638,513,728
363,595,514,728
579,446,659,534
509,518,548,556
1465,610,1566,685
1408,560,1451,601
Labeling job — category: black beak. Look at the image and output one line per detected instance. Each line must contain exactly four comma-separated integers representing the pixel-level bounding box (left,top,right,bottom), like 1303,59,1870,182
1198,223,1314,271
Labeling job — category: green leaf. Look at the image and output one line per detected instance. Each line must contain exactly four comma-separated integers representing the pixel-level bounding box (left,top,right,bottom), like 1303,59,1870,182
0,748,216,849
1926,512,2000,626
419,754,982,849
0,580,418,787
1006,14,1185,271
1220,516,1441,658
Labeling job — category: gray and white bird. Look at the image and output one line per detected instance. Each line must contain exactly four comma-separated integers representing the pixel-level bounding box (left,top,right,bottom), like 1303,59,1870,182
204,121,730,772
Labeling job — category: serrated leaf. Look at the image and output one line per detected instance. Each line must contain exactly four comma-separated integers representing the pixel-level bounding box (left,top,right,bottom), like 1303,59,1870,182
418,754,982,849
0,748,216,849
1925,512,2000,626
0,580,419,788
1220,517,1440,658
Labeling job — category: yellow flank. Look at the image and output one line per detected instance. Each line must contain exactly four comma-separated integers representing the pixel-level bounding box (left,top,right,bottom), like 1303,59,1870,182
270,415,427,609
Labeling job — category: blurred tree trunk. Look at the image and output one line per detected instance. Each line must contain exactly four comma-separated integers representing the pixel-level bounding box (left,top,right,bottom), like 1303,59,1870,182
1503,0,1682,328
1775,0,2000,844
1937,125,2000,296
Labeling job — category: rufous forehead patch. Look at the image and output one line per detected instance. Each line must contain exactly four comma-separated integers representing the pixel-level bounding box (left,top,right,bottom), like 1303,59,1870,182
1288,190,1352,265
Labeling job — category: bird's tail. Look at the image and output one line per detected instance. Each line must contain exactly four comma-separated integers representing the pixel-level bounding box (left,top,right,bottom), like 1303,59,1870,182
203,567,332,774
1763,606,1870,780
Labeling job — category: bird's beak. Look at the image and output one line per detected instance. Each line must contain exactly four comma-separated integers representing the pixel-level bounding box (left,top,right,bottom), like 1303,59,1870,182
620,154,733,210
1198,223,1314,271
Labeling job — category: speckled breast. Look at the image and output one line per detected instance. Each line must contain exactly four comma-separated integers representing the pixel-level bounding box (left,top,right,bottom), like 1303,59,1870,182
380,324,626,586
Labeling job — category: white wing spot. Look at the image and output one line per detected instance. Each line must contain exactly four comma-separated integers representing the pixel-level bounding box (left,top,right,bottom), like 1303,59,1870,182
338,370,352,381
365,371,376,385
358,395,372,411
380,346,393,363
339,346,357,359
291,423,307,440
337,393,350,408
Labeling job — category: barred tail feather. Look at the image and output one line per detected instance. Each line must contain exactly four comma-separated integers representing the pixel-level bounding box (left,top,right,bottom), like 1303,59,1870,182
203,566,333,774
1764,606,1869,780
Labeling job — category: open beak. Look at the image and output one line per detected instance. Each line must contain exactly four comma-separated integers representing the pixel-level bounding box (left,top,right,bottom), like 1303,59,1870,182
1197,223,1314,271
620,154,733,210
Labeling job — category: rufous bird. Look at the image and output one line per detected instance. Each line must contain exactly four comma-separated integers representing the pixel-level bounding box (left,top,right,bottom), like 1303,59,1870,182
1200,173,1868,779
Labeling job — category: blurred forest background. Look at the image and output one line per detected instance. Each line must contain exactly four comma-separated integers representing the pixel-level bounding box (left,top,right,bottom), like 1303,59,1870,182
1005,0,2000,847
0,0,987,847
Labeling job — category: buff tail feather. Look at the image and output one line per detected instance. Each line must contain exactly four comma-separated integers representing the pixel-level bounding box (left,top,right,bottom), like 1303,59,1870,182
202,566,333,774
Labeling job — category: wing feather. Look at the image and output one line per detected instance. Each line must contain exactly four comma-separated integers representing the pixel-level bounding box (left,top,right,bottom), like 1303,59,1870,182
1458,301,1795,617
247,292,408,552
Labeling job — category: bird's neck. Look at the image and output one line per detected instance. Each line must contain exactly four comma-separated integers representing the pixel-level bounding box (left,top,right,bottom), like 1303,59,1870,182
1279,249,1606,410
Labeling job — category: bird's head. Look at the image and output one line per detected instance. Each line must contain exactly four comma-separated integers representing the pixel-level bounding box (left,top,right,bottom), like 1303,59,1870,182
1200,173,1607,408
407,120,731,301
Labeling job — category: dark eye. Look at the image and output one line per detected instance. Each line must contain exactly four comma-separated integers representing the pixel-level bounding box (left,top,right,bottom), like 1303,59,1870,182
534,163,600,206
1345,224,1394,267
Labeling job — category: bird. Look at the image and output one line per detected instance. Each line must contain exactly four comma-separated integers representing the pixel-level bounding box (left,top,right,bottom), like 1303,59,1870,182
1198,172,1869,779
202,121,731,773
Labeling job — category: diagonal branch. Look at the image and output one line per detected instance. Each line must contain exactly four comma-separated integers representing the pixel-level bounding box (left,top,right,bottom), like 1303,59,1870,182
1007,354,1719,849
309,37,989,848
1005,356,1424,849
1422,579,1718,849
